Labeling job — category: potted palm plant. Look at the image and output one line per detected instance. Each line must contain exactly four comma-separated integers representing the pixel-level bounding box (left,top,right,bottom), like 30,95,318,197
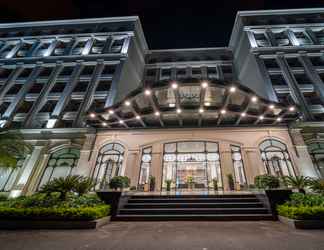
149,175,156,192
186,175,194,190
283,176,311,194
165,179,172,192
96,176,130,217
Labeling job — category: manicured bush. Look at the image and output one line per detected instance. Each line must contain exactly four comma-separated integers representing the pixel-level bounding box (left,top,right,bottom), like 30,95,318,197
277,193,324,220
0,205,110,220
0,193,110,220
277,205,324,220
254,174,280,189
109,176,130,190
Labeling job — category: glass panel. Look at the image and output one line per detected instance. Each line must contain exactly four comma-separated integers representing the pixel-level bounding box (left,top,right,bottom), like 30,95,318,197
138,147,152,186
231,145,247,185
165,143,176,153
178,141,204,152
206,142,218,152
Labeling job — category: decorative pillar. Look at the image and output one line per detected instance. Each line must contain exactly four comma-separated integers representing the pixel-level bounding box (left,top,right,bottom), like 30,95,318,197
9,145,44,197
74,133,96,177
289,128,318,178
151,143,163,191
124,149,140,187
242,147,265,184
219,142,234,191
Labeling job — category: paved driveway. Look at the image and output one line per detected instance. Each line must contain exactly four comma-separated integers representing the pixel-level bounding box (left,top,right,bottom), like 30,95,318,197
0,221,323,250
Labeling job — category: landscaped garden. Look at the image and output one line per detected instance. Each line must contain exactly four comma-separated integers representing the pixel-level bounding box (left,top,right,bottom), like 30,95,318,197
0,175,110,229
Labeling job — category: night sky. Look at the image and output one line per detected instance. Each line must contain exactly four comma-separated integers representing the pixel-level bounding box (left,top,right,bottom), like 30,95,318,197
0,0,324,49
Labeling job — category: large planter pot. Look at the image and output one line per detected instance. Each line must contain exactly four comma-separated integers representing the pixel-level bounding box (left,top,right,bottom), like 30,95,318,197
265,189,292,217
96,191,122,217
279,216,324,229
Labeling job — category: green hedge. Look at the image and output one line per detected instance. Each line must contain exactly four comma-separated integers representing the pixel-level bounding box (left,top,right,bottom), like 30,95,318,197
277,205,324,220
277,193,324,220
0,205,110,221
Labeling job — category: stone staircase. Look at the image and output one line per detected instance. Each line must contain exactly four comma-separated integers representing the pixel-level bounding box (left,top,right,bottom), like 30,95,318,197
114,194,274,221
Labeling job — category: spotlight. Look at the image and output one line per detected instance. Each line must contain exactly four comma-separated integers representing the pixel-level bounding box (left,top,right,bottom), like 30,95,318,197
229,86,236,93
220,109,226,114
176,108,182,114
201,81,208,89
119,120,124,124
199,108,204,113
108,110,114,115
155,111,160,116
269,104,275,109
89,113,96,118
169,103,176,108
204,102,211,106
289,106,295,112
277,117,282,122
136,115,141,120
102,122,107,126
144,89,151,96
251,96,258,103
171,82,178,89
125,100,131,106
241,112,246,117
259,115,264,120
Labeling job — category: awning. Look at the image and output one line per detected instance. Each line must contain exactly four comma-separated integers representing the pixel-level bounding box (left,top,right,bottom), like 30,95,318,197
86,79,299,129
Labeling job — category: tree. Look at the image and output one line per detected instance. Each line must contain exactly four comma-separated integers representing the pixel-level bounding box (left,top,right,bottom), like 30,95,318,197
0,129,30,168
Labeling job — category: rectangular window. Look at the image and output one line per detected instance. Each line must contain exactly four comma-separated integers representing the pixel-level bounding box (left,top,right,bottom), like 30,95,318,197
138,147,152,188
231,145,247,185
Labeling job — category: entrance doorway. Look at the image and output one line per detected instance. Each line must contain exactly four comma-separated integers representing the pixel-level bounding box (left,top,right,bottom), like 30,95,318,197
162,141,223,191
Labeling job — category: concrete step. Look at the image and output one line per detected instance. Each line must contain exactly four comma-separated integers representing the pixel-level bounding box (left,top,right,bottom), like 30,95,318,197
128,197,260,203
114,214,275,221
128,194,257,199
119,207,269,215
124,202,264,209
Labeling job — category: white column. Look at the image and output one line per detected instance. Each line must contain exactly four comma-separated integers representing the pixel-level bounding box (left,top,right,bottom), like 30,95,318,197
9,146,44,197
74,134,96,177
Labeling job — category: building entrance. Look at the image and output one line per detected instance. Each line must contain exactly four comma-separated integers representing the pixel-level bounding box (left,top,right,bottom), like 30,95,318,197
162,141,223,191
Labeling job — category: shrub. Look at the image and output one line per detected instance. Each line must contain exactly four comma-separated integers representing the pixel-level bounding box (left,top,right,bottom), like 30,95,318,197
0,205,110,220
149,176,155,191
254,174,280,189
40,175,81,200
310,179,324,194
277,205,324,220
287,193,324,207
165,180,172,191
0,194,8,202
73,177,95,196
227,174,234,190
109,176,130,190
0,193,109,220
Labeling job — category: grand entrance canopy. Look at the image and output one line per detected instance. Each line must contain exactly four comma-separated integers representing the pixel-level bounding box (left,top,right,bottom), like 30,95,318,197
87,80,299,128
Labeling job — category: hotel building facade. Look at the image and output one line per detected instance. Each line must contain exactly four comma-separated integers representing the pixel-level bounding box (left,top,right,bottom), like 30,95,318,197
0,9,324,196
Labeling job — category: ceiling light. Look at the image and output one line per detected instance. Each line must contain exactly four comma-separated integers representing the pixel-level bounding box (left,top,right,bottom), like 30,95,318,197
259,115,264,120
119,120,124,124
199,108,204,113
176,108,182,114
220,109,226,114
171,82,178,89
102,122,107,126
169,103,176,108
144,89,151,96
269,104,275,109
241,112,246,117
289,106,295,112
229,86,236,93
251,96,258,103
155,111,160,116
136,115,141,120
201,81,208,89
89,113,96,118
108,110,114,115
125,100,131,106
204,102,211,106
277,117,282,122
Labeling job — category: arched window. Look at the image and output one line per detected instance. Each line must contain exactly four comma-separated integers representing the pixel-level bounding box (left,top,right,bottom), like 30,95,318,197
308,142,324,178
92,143,125,190
38,147,80,188
259,139,295,177
138,147,152,188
